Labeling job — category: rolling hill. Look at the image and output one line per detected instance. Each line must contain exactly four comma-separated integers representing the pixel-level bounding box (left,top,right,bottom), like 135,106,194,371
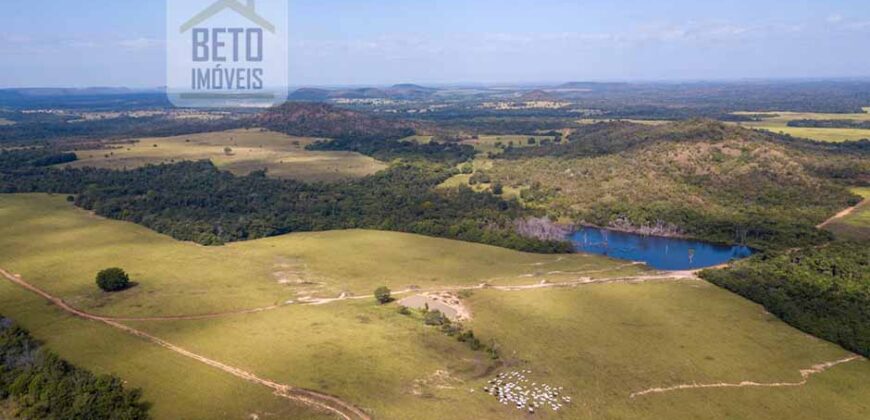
483,120,869,248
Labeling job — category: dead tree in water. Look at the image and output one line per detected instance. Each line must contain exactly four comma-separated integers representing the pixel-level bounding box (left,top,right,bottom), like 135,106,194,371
514,217,573,241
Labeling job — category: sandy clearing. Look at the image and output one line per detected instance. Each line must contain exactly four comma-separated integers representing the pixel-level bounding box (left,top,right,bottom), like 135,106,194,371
398,292,471,321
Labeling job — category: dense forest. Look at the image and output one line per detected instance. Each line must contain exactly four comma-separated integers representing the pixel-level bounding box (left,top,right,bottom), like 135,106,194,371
0,149,76,171
0,316,151,419
0,154,570,253
0,115,246,145
788,119,870,131
307,135,476,164
700,243,869,357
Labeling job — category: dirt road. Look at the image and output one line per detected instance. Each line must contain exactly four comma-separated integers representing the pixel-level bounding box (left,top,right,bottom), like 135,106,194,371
817,198,867,229
630,355,864,398
0,268,371,420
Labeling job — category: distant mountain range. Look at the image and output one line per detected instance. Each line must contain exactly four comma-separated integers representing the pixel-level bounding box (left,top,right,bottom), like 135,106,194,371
288,84,440,101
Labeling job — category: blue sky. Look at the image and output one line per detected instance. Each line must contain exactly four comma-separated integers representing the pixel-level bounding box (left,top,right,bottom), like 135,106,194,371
1,0,869,87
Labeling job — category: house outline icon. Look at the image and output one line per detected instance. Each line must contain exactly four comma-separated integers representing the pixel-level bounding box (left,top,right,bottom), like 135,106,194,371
179,0,276,34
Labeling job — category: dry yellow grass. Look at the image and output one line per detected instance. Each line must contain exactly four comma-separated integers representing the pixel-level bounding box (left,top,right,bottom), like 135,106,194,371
65,129,387,182
731,109,870,142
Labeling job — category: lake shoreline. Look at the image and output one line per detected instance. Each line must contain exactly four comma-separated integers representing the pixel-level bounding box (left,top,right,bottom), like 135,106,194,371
569,227,754,270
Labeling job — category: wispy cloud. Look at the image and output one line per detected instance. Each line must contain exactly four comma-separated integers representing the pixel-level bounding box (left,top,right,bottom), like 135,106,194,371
117,37,163,50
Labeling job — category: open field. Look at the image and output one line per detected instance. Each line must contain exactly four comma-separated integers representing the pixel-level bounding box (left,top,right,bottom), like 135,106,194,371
64,129,387,182
577,119,672,126
0,194,867,419
0,194,645,318
465,284,869,419
438,158,523,199
732,109,870,142
462,135,555,155
0,278,332,420
0,118,14,126
823,187,870,241
399,135,434,144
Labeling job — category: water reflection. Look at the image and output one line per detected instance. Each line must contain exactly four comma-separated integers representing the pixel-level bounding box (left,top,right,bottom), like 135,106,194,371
570,227,753,270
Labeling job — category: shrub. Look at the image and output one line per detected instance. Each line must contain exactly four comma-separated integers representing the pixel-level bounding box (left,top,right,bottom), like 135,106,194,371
441,323,462,336
96,268,130,292
424,310,447,326
374,286,392,304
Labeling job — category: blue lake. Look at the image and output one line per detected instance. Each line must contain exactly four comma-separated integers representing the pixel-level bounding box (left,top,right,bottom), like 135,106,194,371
569,227,753,270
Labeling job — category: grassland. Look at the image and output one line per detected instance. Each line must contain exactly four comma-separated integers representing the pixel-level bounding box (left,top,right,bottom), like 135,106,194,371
732,109,870,142
824,187,870,241
462,135,554,155
65,129,387,182
0,194,642,318
399,135,434,144
0,118,14,126
466,284,869,419
0,194,867,419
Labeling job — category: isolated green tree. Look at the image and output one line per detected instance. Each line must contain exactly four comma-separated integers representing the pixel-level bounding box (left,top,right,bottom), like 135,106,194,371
374,286,392,304
96,268,130,292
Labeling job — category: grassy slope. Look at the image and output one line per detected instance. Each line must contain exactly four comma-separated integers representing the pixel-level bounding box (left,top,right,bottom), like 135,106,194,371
65,129,387,182
467,284,869,419
0,194,867,419
0,194,644,319
0,280,330,420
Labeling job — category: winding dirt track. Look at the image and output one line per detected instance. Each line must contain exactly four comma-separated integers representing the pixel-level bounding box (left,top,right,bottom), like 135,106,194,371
0,268,371,420
630,355,864,398
298,270,701,305
3,264,863,410
817,198,868,229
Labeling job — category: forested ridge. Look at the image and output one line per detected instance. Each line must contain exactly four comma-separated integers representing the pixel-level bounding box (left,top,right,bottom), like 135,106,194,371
488,120,869,249
0,316,150,419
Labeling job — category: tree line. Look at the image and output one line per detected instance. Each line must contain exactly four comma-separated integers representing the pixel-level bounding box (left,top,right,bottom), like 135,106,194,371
0,316,151,419
0,154,571,253
700,242,869,357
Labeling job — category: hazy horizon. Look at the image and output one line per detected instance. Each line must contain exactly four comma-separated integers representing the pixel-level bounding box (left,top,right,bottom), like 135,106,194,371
8,77,870,91
2,0,870,88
